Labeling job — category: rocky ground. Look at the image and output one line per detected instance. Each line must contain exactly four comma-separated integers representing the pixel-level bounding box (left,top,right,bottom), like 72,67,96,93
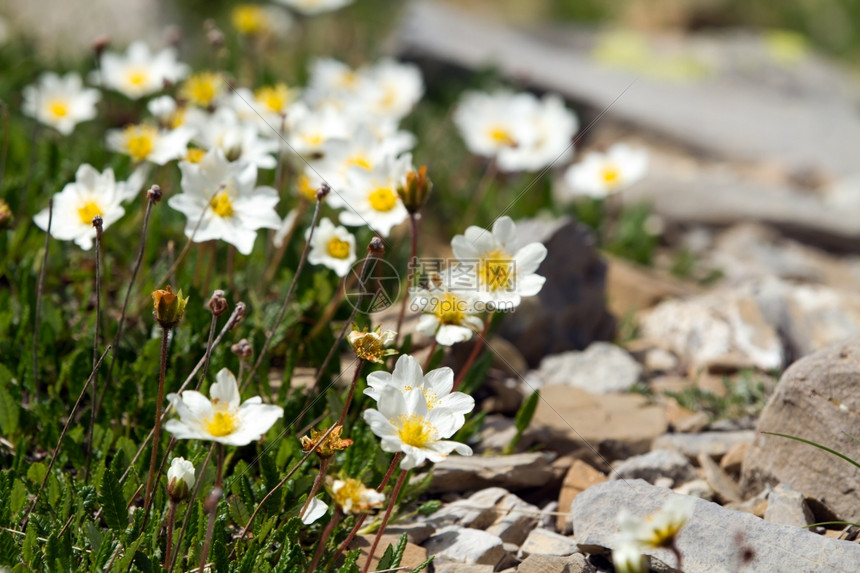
358,2,860,572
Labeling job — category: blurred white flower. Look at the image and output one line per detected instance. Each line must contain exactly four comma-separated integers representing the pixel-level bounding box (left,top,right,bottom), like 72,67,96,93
306,217,356,277
450,216,547,309
612,539,648,573
455,90,579,172
167,148,281,255
363,385,472,470
617,495,695,550
165,368,283,446
187,108,278,169
275,0,354,17
364,355,475,428
562,143,648,199
106,123,194,165
337,154,412,237
33,164,146,250
362,59,424,121
330,477,385,515
95,41,189,100
231,4,293,38
273,208,300,249
284,101,354,159
22,72,100,135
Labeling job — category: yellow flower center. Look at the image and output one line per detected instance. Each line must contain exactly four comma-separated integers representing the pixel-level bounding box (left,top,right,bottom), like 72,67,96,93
368,187,398,212
122,125,158,162
185,148,206,163
326,236,351,259
644,518,684,548
126,69,149,87
347,155,372,170
396,414,435,448
478,248,513,292
337,70,359,89
333,478,363,512
206,410,238,437
297,174,319,201
434,292,466,325
379,85,398,110
302,133,324,148
170,108,186,129
48,100,69,119
601,164,621,186
232,4,266,35
488,126,516,147
254,84,292,113
77,200,102,225
210,191,234,218
182,72,221,107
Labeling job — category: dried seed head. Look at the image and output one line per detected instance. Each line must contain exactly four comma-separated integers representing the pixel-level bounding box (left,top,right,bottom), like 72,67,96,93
91,35,110,58
367,237,385,256
147,184,162,204
300,425,353,459
92,215,104,239
316,182,331,202
208,289,228,317
229,302,247,329
231,338,253,360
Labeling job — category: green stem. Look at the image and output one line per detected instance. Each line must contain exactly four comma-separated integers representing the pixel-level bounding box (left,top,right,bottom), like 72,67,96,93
144,326,170,512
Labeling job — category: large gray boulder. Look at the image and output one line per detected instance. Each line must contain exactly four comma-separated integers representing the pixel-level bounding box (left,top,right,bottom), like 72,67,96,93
572,480,860,573
741,338,860,521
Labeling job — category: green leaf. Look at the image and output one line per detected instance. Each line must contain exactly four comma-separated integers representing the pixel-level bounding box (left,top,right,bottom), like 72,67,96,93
515,390,540,432
0,385,20,436
10,479,27,517
763,432,860,471
410,556,435,573
99,464,127,531
377,533,408,570
417,500,442,516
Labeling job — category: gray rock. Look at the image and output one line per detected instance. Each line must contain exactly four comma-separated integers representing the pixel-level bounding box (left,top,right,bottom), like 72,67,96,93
423,525,506,567
765,483,815,528
429,452,556,493
432,559,494,573
572,480,860,573
652,431,756,461
485,493,540,545
538,501,559,532
518,528,579,559
698,452,743,505
384,521,435,545
640,290,784,371
741,338,860,522
610,449,697,487
426,488,509,529
525,343,642,394
673,478,715,501
517,553,596,573
494,216,615,367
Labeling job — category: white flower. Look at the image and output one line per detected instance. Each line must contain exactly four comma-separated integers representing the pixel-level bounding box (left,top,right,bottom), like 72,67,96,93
165,368,283,446
362,59,424,121
337,154,412,237
331,478,385,515
186,108,279,169
364,355,475,429
106,123,194,165
562,143,649,199
284,101,354,159
363,385,472,470
33,164,146,250
306,217,356,277
454,90,578,172
450,216,547,308
167,148,282,255
617,495,695,550
274,0,354,16
22,72,100,135
301,497,328,525
612,539,648,573
147,95,178,121
413,288,484,347
96,41,189,100
167,457,196,501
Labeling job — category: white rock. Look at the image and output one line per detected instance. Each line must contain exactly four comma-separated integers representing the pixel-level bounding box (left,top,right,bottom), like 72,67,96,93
610,449,697,486
422,525,505,567
526,343,642,394
485,493,540,545
518,528,578,559
764,483,815,528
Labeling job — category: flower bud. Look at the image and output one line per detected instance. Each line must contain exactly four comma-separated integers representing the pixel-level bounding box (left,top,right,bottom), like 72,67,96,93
397,165,432,214
167,457,195,503
0,199,11,229
316,182,331,202
209,289,228,317
152,285,189,329
367,237,385,257
147,184,162,204
231,338,253,360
